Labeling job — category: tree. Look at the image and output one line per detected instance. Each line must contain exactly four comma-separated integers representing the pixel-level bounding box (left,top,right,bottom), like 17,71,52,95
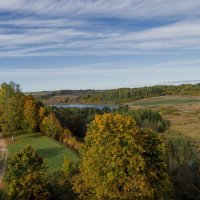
38,106,47,122
164,134,200,199
0,82,23,139
72,113,171,200
62,128,81,151
4,145,51,200
130,109,170,133
62,156,73,179
138,130,172,199
41,112,63,140
23,95,38,132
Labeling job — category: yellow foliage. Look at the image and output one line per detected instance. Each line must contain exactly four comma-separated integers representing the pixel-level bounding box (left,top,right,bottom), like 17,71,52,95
72,113,171,200
62,129,82,151
23,96,37,131
40,112,63,140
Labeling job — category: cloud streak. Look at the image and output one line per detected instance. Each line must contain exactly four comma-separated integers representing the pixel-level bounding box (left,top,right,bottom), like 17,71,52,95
1,0,200,19
0,1,199,56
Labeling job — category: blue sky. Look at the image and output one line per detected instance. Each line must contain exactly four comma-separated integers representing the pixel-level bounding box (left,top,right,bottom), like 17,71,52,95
0,0,200,92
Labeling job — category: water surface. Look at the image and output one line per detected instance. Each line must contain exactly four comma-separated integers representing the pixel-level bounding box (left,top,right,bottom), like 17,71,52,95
54,104,117,110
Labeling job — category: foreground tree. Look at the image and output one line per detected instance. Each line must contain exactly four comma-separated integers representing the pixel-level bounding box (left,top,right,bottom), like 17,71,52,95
4,145,51,200
72,113,171,200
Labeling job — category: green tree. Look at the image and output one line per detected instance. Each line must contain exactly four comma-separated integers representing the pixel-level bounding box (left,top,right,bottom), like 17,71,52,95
72,113,170,200
0,82,23,139
164,134,200,199
4,145,51,200
139,130,171,199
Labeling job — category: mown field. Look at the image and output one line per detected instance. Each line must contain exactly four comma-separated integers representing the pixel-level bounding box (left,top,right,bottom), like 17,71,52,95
6,133,79,174
128,95,200,149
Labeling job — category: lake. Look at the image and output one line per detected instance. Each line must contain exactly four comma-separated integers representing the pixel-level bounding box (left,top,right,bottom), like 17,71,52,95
54,104,117,110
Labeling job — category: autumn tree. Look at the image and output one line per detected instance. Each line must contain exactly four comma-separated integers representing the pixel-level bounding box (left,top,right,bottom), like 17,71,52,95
4,145,51,200
23,95,38,132
38,106,47,122
72,113,171,200
41,112,63,140
62,156,73,179
62,128,82,151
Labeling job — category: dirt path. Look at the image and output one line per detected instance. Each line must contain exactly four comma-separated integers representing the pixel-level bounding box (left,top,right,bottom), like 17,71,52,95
0,133,7,190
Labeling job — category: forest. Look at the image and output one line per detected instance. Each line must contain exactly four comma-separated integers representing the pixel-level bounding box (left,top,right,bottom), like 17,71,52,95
79,84,200,103
0,82,199,199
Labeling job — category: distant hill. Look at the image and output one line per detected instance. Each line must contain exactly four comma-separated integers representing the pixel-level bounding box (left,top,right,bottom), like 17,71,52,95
27,89,103,104
29,83,200,105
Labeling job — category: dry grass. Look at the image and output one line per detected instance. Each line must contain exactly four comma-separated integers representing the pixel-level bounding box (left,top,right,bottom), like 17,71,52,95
128,95,200,107
129,96,200,148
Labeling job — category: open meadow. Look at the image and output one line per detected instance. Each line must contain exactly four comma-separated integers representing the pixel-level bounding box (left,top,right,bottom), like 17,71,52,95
5,132,79,174
128,95,200,149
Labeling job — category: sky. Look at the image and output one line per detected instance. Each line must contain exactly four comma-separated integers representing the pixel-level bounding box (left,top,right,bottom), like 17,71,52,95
0,0,200,92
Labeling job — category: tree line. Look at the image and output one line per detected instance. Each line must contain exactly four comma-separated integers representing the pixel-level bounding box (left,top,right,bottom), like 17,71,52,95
0,82,81,151
0,81,170,152
79,83,200,103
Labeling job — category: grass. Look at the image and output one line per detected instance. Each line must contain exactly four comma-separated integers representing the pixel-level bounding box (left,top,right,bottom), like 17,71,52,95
134,99,200,106
127,95,200,150
6,132,79,174
128,95,200,107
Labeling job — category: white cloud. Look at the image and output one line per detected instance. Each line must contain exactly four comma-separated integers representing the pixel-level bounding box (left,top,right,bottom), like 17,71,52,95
0,19,199,56
0,0,200,19
0,1,199,56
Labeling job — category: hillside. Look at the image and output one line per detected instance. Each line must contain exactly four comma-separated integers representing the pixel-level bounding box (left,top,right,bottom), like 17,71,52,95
29,89,102,104
127,95,200,149
30,83,200,105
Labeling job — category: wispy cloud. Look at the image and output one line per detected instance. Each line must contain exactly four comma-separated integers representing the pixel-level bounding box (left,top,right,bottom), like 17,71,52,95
0,1,200,56
1,0,200,19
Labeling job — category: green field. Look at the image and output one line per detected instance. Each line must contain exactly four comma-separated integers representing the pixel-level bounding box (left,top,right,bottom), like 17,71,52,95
7,133,79,174
129,96,200,107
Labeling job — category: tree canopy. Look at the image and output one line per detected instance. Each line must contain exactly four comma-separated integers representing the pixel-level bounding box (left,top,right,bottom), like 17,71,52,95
4,145,51,200
72,113,171,199
0,82,23,135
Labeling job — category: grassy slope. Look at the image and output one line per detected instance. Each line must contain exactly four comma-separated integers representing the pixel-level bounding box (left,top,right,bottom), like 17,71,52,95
128,95,200,106
128,95,200,149
6,133,79,174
